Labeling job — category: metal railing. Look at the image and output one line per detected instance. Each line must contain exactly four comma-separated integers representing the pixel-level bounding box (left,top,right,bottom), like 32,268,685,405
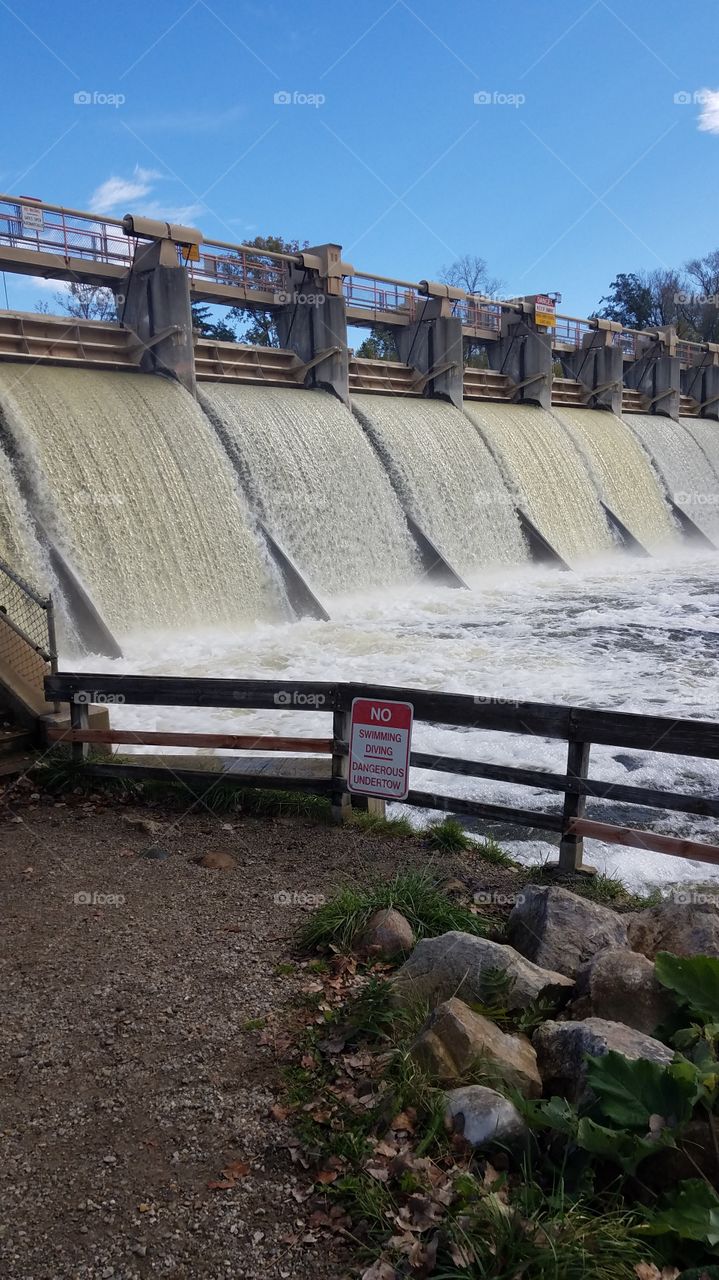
0,195,133,268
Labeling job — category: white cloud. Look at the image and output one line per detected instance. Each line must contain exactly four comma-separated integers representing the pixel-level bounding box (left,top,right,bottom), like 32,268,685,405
88,165,163,213
131,200,205,224
698,89,719,133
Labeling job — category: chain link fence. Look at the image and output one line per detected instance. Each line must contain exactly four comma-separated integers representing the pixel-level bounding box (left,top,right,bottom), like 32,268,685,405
0,554,56,698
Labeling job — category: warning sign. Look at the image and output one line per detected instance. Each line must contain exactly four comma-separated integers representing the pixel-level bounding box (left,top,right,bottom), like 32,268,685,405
348,697,413,801
534,294,556,329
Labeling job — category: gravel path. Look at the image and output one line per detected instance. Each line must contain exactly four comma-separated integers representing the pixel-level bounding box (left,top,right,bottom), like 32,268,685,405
0,786,423,1280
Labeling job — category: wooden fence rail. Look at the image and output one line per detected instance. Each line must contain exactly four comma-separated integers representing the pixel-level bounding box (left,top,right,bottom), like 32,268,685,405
44,672,719,873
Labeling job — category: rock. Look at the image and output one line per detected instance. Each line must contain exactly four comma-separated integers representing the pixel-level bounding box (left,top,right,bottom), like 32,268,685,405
627,900,719,959
506,885,628,978
533,1017,673,1101
141,846,169,861
393,931,573,1012
572,948,672,1035
444,1085,529,1151
193,851,236,871
641,1117,719,1190
411,997,541,1097
360,908,414,958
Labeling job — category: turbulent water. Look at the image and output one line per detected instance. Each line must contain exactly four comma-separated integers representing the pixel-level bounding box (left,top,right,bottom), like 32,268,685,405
352,394,527,572
0,441,53,634
552,406,678,550
463,400,613,562
200,384,418,594
70,551,719,892
0,365,278,634
624,413,719,542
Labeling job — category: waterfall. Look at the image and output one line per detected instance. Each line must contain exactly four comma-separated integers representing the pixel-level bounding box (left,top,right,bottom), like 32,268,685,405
551,406,678,550
624,413,719,542
0,440,54,632
352,394,527,573
464,400,613,561
0,364,279,634
199,384,418,595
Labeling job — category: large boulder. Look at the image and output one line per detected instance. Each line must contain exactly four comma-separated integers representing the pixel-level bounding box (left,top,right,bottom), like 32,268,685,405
572,948,673,1035
360,908,414,958
506,885,628,978
393,931,573,1013
627,900,719,959
410,997,541,1097
533,1017,673,1101
444,1085,529,1151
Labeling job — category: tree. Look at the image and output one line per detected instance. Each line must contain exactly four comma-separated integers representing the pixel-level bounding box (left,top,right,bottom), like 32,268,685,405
595,269,683,331
190,302,236,342
36,281,118,322
681,250,719,343
225,234,309,347
356,325,399,360
438,253,503,299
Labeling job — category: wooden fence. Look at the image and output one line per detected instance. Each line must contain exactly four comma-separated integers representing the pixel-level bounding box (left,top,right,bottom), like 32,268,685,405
44,672,719,873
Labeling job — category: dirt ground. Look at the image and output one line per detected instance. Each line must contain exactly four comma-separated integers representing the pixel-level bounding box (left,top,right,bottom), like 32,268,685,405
0,779,458,1280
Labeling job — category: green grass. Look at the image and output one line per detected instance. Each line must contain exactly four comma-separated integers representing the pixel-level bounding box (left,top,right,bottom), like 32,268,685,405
348,810,414,838
426,817,474,853
476,835,518,868
526,866,658,911
296,868,490,953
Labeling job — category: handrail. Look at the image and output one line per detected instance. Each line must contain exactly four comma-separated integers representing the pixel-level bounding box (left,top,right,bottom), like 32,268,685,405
45,672,719,872
0,555,56,670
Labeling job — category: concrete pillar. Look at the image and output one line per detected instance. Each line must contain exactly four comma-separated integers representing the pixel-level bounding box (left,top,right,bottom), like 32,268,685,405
117,229,197,396
396,285,464,409
682,344,719,422
561,321,624,415
486,303,553,410
275,244,350,404
623,326,680,420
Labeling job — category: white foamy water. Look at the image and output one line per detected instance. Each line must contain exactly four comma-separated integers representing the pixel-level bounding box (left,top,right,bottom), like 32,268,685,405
0,365,280,633
73,550,719,892
552,406,679,551
624,413,719,543
352,394,527,572
200,383,419,594
463,400,614,562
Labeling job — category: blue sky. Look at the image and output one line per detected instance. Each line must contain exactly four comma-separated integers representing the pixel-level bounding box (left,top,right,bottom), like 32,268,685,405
0,0,717,318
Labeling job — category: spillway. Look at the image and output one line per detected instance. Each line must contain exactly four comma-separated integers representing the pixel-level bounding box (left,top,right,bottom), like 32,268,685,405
623,413,719,542
352,395,527,573
0,365,278,634
551,406,678,550
463,400,613,562
199,384,418,595
0,440,52,627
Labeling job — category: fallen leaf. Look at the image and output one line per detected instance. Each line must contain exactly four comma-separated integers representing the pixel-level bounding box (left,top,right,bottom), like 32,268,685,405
316,1169,338,1185
270,1103,290,1121
390,1109,416,1133
222,1160,250,1180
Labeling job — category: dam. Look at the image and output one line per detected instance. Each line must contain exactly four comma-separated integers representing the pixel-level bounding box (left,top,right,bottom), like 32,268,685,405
0,194,717,884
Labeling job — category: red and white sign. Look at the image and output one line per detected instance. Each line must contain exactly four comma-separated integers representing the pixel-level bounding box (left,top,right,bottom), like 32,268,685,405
348,698,414,801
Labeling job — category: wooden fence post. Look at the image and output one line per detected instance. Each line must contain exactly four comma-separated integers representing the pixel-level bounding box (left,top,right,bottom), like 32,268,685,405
558,737,591,872
70,698,89,765
331,708,352,824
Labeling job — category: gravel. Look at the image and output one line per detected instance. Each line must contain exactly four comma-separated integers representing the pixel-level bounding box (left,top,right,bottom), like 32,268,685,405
0,786,425,1279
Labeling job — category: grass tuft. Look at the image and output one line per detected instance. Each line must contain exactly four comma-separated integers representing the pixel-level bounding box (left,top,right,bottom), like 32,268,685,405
297,868,490,953
476,835,518,868
348,810,414,838
426,817,473,853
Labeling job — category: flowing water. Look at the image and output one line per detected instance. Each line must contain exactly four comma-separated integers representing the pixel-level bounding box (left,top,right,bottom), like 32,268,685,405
352,394,527,572
675,416,719,534
463,400,614,562
623,413,719,542
70,550,719,892
0,441,53,632
551,406,678,550
0,365,279,634
200,384,418,594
